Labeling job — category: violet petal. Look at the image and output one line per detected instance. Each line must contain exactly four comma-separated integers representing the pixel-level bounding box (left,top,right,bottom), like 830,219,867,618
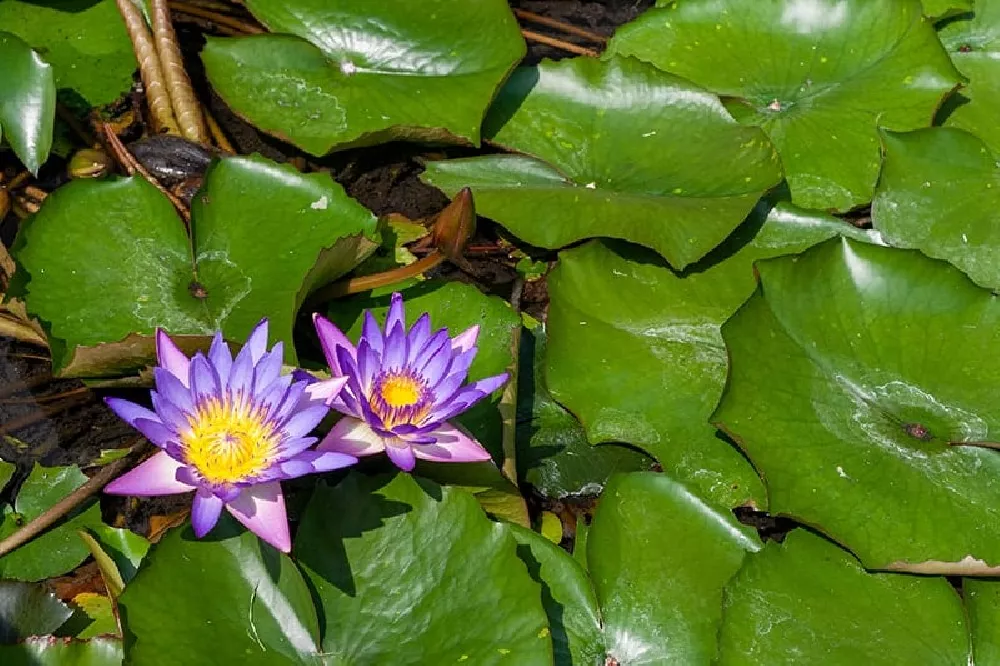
103,451,196,496
226,482,291,552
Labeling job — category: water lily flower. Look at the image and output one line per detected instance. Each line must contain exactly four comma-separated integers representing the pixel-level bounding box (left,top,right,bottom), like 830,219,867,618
103,320,357,552
312,292,508,471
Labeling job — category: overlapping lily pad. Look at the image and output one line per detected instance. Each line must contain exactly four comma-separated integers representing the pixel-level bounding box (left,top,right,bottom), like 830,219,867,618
0,0,135,107
717,531,970,663
0,32,54,174
422,56,782,269
295,474,551,664
545,202,876,508
609,0,961,211
202,0,524,155
872,127,1000,291
713,237,1000,571
938,4,1000,153
0,637,122,665
923,0,972,19
13,155,378,375
0,581,71,643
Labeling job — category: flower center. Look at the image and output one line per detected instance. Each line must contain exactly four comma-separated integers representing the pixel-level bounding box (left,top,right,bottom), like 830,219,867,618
181,397,277,485
380,375,423,407
370,372,431,429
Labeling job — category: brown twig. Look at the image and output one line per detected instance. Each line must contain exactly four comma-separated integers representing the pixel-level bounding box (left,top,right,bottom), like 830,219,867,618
6,171,30,191
0,374,53,401
151,0,209,144
0,394,93,437
520,29,600,57
513,9,607,43
203,104,235,154
1,387,89,405
56,103,97,148
0,442,142,559
116,0,180,135
305,251,445,306
169,1,264,34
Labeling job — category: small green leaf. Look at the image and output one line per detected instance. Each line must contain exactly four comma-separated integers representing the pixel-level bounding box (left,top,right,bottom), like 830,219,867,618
609,0,961,211
0,32,55,174
423,56,782,269
70,593,118,640
295,474,552,664
717,531,970,664
201,0,524,155
0,637,122,665
0,581,72,643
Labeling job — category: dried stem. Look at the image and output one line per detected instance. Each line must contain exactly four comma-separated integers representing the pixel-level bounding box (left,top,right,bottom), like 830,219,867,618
116,0,180,135
0,395,93,437
1,387,89,405
56,103,97,148
6,171,30,190
169,1,264,34
499,278,524,486
0,442,142,559
520,29,600,57
0,374,53,401
151,0,209,144
513,9,607,43
305,251,445,307
203,104,235,153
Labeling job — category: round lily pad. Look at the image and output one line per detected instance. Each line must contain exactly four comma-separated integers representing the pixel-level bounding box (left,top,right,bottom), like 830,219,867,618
0,32,54,174
423,56,782,270
609,0,961,211
713,237,1000,572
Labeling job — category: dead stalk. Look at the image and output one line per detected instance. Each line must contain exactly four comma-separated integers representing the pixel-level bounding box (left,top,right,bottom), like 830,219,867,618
151,0,209,144
0,395,93,437
520,29,600,57
203,104,236,154
56,103,97,148
513,9,607,43
305,251,445,306
169,1,264,34
116,0,180,135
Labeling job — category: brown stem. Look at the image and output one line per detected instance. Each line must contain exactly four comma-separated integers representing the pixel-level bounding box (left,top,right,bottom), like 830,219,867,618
169,1,264,34
0,443,141,559
513,9,607,43
499,278,524,486
520,29,600,57
116,0,180,135
0,395,93,437
203,104,235,154
305,251,445,307
951,441,1000,450
56,104,97,148
0,374,53,401
151,0,209,144
6,171,30,190
1,387,89,405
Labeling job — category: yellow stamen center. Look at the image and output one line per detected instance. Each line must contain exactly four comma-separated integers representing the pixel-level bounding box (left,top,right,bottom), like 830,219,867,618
380,375,423,408
181,397,277,485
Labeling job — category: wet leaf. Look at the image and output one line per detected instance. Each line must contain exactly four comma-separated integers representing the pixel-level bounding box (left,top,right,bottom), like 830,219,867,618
201,0,524,155
966,578,1000,664
118,517,323,665
0,32,55,174
610,0,961,211
0,636,122,665
713,237,1000,571
0,581,71,643
13,155,378,376
872,127,1000,291
423,56,782,269
923,0,972,17
295,474,551,664
0,0,135,106
717,531,970,663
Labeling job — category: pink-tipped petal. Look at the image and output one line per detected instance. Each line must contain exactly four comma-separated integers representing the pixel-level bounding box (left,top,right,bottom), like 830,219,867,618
156,329,190,386
104,451,196,496
191,490,224,538
451,325,479,353
226,482,291,552
304,376,349,404
413,422,493,463
313,313,356,374
385,441,417,472
317,417,388,457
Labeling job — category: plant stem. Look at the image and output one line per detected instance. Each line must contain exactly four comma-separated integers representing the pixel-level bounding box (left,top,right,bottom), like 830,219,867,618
520,29,600,57
513,9,607,43
116,0,180,135
203,104,235,154
169,1,264,34
0,394,93,437
499,278,525,486
304,250,445,306
151,0,209,144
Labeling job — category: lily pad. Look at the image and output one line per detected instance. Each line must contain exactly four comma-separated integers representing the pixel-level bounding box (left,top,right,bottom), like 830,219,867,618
609,0,961,211
0,460,13,491
0,32,55,174
545,202,876,508
717,531,970,664
517,328,654,499
966,578,1000,664
923,0,972,19
872,127,1000,291
13,155,378,376
938,5,1000,153
713,237,1000,571
294,473,551,664
0,637,122,666
423,56,782,269
0,581,71,643
0,0,135,107
202,0,525,155
118,517,323,665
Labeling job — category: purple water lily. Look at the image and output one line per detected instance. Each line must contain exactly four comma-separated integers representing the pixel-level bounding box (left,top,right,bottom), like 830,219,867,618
103,320,357,552
313,292,508,471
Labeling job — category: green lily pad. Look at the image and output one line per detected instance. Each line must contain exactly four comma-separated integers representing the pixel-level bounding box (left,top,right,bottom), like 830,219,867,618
119,517,323,665
872,127,1000,291
923,0,972,19
0,581,71,643
717,531,970,664
13,155,377,376
0,0,135,107
0,32,54,174
0,637,122,666
517,328,654,499
0,464,108,581
966,579,1000,664
938,5,1000,153
589,472,760,665
507,523,604,666
294,474,551,664
0,460,13,490
70,593,118,640
609,0,961,211
713,237,1000,571
423,56,782,269
202,0,524,155
545,202,876,508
